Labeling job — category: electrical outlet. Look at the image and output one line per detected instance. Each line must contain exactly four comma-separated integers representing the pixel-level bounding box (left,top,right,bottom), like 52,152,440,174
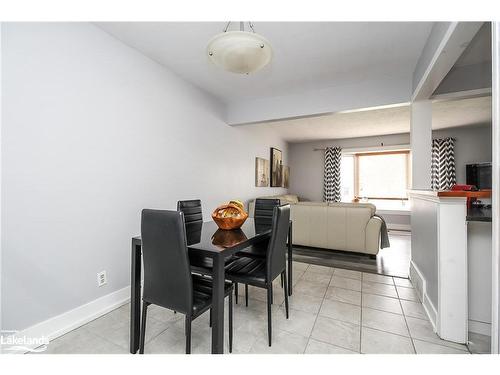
97,271,107,287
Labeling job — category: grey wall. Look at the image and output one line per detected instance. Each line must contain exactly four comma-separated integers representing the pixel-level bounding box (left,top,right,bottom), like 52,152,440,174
433,125,492,184
288,133,410,201
1,23,288,331
288,124,492,202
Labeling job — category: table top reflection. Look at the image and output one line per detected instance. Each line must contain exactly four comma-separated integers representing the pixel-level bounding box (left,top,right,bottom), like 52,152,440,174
186,218,272,254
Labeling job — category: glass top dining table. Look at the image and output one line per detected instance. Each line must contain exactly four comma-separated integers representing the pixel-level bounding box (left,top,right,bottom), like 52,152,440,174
129,217,293,354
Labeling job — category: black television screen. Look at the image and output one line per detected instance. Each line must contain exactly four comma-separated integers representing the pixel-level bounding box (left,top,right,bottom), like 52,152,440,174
466,163,492,190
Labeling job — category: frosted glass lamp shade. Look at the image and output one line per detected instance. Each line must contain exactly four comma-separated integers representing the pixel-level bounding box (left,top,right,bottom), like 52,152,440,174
207,31,272,74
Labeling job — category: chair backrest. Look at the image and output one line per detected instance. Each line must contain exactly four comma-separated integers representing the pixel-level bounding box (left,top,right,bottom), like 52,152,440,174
255,198,280,226
177,199,203,224
266,205,291,282
141,209,193,314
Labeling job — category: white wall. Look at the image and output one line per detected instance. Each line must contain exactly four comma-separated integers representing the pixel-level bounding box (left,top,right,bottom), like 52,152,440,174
411,101,432,189
1,23,288,332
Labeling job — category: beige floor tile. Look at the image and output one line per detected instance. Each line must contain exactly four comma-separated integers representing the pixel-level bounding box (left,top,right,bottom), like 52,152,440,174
330,276,362,292
85,309,170,349
400,300,427,320
413,339,470,354
307,264,335,275
319,299,361,325
245,284,286,305
406,316,469,351
325,286,361,305
334,268,362,280
311,316,361,352
393,277,413,288
145,324,227,354
294,279,328,298
301,271,332,286
362,273,394,285
362,293,402,314
293,261,310,272
287,292,324,314
362,307,409,337
147,304,185,324
361,327,415,354
305,338,358,354
292,271,306,286
43,327,127,354
273,307,317,337
249,329,309,354
396,286,420,301
362,281,398,298
467,332,491,354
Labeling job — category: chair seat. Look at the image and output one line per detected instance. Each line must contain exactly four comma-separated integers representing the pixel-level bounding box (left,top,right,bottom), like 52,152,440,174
236,240,268,259
189,254,235,275
225,257,267,286
191,274,232,316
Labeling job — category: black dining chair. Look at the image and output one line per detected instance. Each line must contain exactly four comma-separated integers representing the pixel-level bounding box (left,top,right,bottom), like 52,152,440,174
235,199,286,306
237,198,281,259
139,209,234,354
225,205,290,347
177,199,214,274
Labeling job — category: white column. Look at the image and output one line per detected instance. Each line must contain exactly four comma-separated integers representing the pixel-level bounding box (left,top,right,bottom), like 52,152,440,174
410,100,432,190
491,21,500,355
0,22,3,340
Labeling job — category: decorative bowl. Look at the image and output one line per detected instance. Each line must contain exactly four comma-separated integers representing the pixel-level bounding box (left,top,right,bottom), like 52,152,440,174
211,201,248,230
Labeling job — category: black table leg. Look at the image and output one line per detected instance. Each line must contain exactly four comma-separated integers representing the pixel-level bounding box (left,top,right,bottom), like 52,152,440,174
288,221,293,296
130,240,141,354
211,254,225,354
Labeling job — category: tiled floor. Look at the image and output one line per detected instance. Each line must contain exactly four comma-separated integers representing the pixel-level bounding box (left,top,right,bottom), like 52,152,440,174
40,261,473,354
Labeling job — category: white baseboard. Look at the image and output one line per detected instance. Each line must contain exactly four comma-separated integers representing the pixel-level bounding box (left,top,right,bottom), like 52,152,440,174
469,320,492,336
410,260,437,331
423,293,438,331
5,286,130,353
387,224,411,232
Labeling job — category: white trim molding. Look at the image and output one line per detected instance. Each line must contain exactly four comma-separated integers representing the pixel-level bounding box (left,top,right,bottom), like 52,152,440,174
410,260,438,330
387,224,412,232
469,320,492,337
491,21,500,355
409,191,468,343
3,287,130,354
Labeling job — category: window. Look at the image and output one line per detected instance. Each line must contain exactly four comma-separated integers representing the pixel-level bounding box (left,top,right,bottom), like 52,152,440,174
340,149,411,202
340,155,355,202
355,151,410,199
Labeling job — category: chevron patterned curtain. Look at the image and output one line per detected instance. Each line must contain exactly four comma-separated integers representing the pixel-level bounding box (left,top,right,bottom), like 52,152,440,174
431,137,456,190
323,147,342,202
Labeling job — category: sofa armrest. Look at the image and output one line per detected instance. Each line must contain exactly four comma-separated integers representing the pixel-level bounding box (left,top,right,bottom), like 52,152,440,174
365,216,382,255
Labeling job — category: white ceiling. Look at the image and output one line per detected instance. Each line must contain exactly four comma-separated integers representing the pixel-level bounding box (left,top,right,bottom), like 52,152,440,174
455,22,491,67
96,22,433,102
243,96,492,143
